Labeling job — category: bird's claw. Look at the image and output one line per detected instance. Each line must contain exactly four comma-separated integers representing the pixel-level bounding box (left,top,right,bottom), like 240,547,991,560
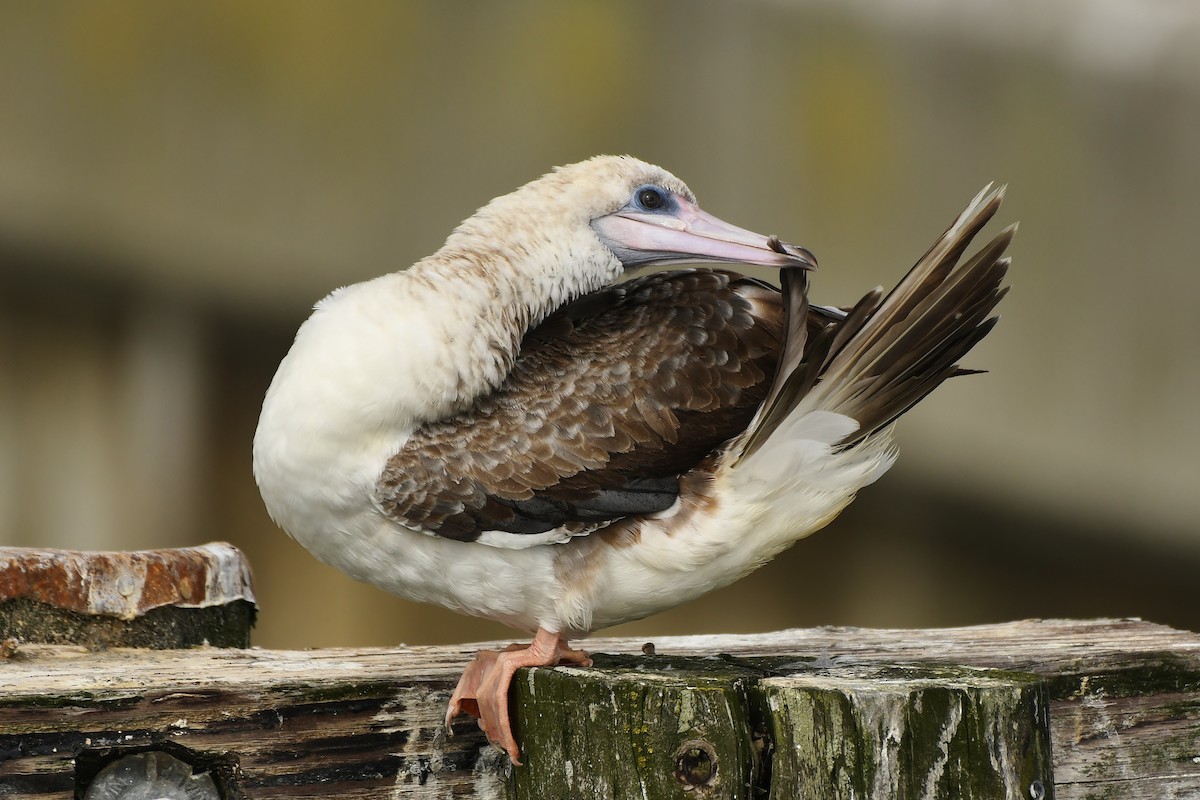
443,628,591,765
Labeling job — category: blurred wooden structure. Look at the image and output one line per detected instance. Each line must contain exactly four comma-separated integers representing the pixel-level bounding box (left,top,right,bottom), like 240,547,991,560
3,1,1200,649
1,619,1197,799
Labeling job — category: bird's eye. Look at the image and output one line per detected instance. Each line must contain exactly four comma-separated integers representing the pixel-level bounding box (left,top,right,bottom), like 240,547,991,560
636,186,666,210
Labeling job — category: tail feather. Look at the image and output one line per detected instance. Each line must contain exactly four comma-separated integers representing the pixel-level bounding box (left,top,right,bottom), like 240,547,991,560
736,186,1011,462
744,270,816,450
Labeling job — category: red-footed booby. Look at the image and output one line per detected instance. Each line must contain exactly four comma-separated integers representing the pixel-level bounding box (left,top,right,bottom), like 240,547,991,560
253,155,1011,763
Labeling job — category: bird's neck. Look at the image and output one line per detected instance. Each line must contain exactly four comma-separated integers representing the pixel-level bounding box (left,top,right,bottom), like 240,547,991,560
404,229,622,410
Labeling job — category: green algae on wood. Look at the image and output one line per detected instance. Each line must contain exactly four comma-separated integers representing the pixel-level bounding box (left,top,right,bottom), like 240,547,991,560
0,597,256,649
2,620,1198,798
753,665,1054,800
508,654,763,799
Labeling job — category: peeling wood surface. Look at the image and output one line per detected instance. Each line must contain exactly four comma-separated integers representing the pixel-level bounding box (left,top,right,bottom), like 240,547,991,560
0,543,256,649
0,618,1197,799
0,543,255,619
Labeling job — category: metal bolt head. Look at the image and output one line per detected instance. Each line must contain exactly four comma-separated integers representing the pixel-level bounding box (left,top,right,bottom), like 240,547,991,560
84,751,220,800
1029,778,1046,800
116,572,137,598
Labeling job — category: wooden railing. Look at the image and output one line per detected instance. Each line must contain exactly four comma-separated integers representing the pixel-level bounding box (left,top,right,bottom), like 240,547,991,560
2,547,1199,798
3,620,1200,798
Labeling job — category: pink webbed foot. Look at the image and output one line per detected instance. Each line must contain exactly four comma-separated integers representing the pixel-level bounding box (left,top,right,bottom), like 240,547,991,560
444,627,592,764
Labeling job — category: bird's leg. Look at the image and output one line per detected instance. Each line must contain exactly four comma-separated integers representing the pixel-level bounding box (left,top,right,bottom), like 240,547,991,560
444,627,591,764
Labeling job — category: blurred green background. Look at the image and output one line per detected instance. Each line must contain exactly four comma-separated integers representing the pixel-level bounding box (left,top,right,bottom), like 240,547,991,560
2,1,1198,649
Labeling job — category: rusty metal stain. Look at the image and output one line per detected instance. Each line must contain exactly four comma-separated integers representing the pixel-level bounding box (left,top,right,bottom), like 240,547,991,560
0,542,255,620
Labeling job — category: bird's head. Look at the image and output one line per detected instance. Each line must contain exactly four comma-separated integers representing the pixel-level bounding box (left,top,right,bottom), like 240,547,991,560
580,155,816,272
448,155,816,282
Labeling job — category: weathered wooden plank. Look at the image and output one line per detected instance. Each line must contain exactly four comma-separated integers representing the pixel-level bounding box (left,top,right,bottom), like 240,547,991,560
1046,672,1200,800
510,654,763,799
752,666,1052,800
0,644,499,799
508,657,1056,800
0,544,256,649
0,619,1196,798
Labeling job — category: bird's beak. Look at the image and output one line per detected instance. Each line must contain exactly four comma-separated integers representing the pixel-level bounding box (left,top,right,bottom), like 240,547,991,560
592,195,817,271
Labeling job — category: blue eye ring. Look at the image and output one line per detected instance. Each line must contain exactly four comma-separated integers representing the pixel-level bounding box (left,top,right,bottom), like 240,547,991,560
635,185,667,211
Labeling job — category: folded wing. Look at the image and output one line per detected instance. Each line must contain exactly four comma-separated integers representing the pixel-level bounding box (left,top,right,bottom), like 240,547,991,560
375,269,784,543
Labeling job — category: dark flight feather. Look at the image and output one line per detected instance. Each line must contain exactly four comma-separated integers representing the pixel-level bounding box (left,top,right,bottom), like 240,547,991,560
739,186,1010,460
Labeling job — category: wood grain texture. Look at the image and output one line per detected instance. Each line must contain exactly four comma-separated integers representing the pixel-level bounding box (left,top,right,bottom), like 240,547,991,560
509,654,763,799
0,619,1196,799
0,644,497,799
754,666,1052,800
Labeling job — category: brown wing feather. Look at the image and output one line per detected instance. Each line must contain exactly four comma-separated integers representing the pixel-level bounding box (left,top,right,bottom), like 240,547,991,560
738,185,1010,462
375,269,783,541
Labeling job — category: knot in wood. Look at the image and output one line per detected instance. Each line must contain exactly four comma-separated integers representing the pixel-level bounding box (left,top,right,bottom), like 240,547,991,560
673,739,717,790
